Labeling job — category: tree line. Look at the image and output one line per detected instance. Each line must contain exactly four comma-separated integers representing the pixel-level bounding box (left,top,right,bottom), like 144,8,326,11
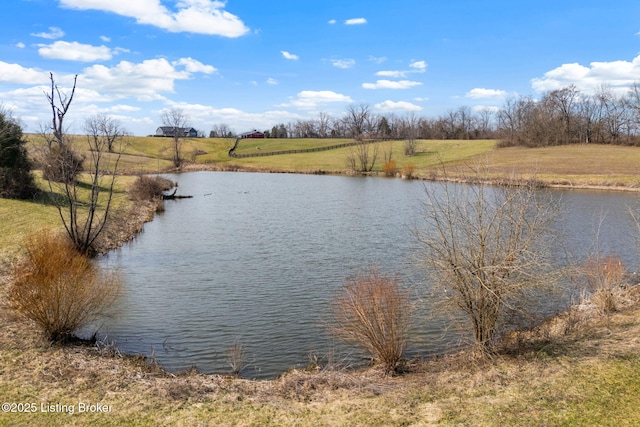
497,84,640,147
210,84,640,147
212,103,498,141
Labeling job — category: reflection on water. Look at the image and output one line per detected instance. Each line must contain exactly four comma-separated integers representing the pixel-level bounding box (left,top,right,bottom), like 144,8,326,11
98,172,639,378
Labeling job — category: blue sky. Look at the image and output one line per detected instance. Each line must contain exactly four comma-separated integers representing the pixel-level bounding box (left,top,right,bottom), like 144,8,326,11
2,0,640,136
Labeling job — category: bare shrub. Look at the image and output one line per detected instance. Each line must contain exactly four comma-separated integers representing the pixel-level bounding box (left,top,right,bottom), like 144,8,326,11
41,143,84,183
346,141,378,173
329,269,413,373
129,175,175,202
8,230,121,342
383,159,397,177
417,172,561,352
582,255,627,314
226,338,248,376
404,138,417,156
401,163,416,179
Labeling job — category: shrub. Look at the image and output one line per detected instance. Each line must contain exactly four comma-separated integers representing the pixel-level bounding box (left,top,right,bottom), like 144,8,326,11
329,268,413,373
418,173,560,351
41,144,84,183
226,338,248,376
382,160,397,177
8,231,121,342
401,163,415,179
582,255,627,314
129,175,175,202
0,108,36,199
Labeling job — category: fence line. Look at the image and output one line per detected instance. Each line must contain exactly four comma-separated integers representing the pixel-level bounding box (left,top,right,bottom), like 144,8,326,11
228,139,383,158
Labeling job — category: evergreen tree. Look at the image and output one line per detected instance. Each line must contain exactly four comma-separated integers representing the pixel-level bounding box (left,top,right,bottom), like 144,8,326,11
0,109,36,199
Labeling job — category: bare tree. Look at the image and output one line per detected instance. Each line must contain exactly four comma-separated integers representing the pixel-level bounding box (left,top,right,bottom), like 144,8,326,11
44,77,126,256
403,112,419,155
46,72,77,148
40,74,83,183
317,112,331,138
549,85,580,144
347,141,378,172
49,114,126,255
417,172,561,351
85,114,126,153
210,123,234,138
345,103,371,138
161,108,190,167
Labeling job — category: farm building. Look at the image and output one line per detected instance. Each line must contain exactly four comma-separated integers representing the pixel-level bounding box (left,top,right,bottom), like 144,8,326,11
238,130,265,139
156,127,199,138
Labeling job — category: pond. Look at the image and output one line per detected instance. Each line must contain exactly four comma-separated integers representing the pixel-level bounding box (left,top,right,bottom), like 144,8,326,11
98,172,640,378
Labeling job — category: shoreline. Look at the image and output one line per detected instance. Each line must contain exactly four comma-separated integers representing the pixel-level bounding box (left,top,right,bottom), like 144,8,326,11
178,161,640,193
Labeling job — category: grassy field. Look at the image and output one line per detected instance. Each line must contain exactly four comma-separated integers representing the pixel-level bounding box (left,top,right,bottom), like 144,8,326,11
25,135,499,175
24,135,640,188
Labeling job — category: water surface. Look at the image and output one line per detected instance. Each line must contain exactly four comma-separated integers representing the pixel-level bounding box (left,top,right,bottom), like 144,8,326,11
99,172,639,378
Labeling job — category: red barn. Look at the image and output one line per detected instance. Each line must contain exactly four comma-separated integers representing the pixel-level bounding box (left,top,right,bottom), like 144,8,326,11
238,130,265,139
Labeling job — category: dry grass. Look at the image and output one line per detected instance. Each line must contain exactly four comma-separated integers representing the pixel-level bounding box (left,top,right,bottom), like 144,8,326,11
7,230,121,342
127,175,175,202
473,144,640,188
582,255,628,314
2,283,640,425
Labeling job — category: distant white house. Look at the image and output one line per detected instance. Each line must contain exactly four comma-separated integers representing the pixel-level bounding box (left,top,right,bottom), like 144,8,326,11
155,127,199,138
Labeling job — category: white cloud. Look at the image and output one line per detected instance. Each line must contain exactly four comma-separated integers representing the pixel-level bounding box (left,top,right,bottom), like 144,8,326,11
331,59,355,69
16,42,25,49
281,51,299,61
81,57,215,101
31,26,65,39
172,57,217,74
100,35,111,42
362,80,423,90
103,104,142,113
376,70,407,78
465,88,507,99
266,77,278,85
472,105,502,113
165,102,304,134
410,60,427,71
59,0,249,37
532,54,640,94
285,90,353,109
376,60,426,79
369,56,387,64
345,18,367,25
38,41,114,62
0,61,51,84
375,100,422,112
328,19,337,25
